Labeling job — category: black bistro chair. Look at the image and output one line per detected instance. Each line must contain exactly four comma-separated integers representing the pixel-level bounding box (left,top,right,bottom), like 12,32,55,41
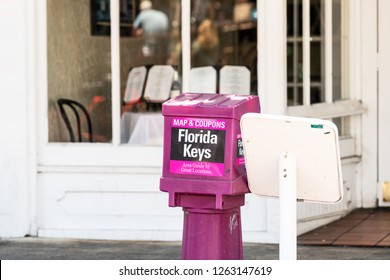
57,98,93,142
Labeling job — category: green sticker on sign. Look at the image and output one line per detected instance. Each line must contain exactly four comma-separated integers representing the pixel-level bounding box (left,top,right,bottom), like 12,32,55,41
311,124,324,129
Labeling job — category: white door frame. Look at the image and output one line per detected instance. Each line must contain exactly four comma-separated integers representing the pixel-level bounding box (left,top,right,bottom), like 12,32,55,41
0,0,37,237
378,0,390,206
361,0,379,208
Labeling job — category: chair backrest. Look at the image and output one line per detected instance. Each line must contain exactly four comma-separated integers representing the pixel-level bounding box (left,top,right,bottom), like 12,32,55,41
57,98,93,142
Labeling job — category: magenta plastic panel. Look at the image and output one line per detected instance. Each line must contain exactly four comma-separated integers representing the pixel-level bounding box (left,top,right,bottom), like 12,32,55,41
181,207,243,260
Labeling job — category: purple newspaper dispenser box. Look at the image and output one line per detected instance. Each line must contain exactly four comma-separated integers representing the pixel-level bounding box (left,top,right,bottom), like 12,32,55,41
160,93,260,260
161,93,260,209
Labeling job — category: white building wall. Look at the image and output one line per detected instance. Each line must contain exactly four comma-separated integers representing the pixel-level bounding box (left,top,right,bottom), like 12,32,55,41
37,169,184,241
360,0,378,208
0,0,33,237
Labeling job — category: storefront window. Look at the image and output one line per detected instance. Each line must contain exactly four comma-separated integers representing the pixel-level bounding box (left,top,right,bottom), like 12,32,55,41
190,0,258,95
47,0,181,144
120,0,181,145
48,0,112,142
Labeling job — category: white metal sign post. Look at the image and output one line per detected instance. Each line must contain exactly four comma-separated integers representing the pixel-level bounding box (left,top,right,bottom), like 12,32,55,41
279,152,297,260
240,113,343,260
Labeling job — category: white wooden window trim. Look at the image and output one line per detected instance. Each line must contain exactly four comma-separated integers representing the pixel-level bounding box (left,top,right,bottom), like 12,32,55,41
181,0,191,92
301,0,332,105
259,0,286,115
339,136,357,159
324,0,333,103
287,99,366,119
111,0,121,146
293,0,299,105
302,0,311,105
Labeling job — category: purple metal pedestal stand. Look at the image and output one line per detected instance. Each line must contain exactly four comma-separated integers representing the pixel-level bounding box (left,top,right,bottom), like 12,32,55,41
181,207,243,260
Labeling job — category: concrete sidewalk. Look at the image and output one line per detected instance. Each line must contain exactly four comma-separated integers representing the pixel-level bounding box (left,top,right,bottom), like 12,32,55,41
0,238,389,260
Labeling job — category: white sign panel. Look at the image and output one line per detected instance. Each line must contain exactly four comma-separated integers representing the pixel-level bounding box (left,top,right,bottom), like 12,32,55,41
143,65,174,102
240,113,343,203
123,66,147,103
219,65,250,94
190,66,217,93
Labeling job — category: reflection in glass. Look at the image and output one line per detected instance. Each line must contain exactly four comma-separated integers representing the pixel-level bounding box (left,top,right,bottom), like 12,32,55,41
47,1,182,144
48,0,112,142
120,0,182,145
190,0,258,95
192,19,219,68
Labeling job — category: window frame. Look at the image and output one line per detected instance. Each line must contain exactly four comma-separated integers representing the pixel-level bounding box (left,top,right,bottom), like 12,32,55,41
286,1,364,132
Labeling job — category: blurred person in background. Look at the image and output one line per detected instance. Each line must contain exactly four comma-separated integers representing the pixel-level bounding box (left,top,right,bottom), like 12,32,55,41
133,0,169,36
191,19,219,67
